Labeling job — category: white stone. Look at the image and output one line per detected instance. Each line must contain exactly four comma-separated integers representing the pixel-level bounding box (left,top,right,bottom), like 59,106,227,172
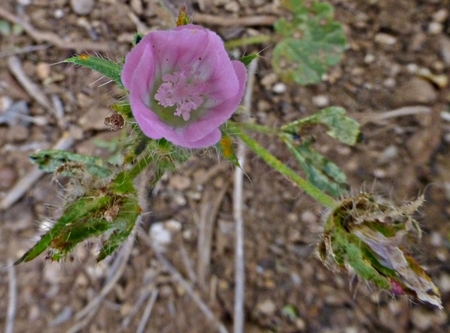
364,53,375,64
70,0,96,15
433,9,448,23
54,9,64,19
374,33,397,45
428,22,443,35
272,82,287,94
312,95,329,107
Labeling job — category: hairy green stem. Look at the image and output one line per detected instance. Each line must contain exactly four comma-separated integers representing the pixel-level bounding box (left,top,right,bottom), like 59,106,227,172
230,124,338,209
231,121,279,135
225,35,274,49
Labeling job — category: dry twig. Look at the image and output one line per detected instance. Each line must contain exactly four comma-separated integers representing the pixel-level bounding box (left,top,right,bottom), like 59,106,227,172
233,59,258,333
136,289,159,333
0,44,50,58
197,184,229,288
8,56,53,112
352,106,431,125
138,229,229,333
121,272,158,329
5,259,17,333
72,224,138,324
0,7,111,52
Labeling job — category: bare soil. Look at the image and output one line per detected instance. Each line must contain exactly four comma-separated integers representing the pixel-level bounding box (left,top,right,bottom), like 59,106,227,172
1,0,450,332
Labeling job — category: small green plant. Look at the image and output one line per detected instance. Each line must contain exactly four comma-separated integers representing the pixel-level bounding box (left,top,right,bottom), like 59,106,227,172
15,1,441,311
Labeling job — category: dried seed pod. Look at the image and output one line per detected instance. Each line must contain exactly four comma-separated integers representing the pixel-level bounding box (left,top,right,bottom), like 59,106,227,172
104,112,124,131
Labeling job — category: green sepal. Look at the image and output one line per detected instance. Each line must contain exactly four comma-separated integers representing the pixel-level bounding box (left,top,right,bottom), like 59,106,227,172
216,132,240,167
176,6,190,26
110,102,133,120
65,55,124,88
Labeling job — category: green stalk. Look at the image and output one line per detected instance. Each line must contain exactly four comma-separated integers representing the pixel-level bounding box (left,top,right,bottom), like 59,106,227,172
225,35,274,49
232,121,279,135
230,124,338,209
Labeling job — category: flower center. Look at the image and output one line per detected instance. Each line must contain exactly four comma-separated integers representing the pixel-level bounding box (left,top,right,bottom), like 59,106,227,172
154,69,205,121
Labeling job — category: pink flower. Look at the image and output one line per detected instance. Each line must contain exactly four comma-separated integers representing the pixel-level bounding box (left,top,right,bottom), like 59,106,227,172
121,24,247,148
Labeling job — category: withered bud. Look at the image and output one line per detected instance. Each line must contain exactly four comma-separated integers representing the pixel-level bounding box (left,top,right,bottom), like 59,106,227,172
318,193,442,309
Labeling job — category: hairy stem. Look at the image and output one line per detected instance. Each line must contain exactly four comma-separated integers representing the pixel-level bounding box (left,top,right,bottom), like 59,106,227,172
229,124,338,209
225,35,274,49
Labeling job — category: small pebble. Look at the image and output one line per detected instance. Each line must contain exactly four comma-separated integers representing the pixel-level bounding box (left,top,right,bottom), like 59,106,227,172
392,77,437,106
169,174,191,191
150,223,172,251
373,168,387,178
406,63,418,73
70,0,96,15
438,274,450,293
428,22,443,35
440,36,450,66
261,73,278,89
312,95,329,107
54,9,64,19
272,82,287,94
430,231,443,247
224,1,240,12
364,53,375,64
256,299,276,316
378,145,398,164
165,219,182,232
35,62,51,81
300,210,317,224
29,305,40,321
383,77,396,88
374,33,397,45
410,309,434,330
433,9,448,23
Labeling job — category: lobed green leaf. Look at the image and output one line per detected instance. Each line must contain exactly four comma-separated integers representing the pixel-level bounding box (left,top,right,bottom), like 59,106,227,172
283,135,348,197
282,107,361,146
30,149,112,178
273,0,347,85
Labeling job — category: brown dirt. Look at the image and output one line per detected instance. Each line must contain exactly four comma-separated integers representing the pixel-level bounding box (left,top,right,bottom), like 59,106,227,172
1,0,450,332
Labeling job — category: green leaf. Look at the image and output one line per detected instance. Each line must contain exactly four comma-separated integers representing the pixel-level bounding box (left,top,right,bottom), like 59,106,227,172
65,55,124,88
133,33,144,45
283,136,348,197
282,107,361,146
30,149,112,178
239,53,258,66
96,193,140,261
273,0,347,85
0,20,11,36
15,195,112,264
